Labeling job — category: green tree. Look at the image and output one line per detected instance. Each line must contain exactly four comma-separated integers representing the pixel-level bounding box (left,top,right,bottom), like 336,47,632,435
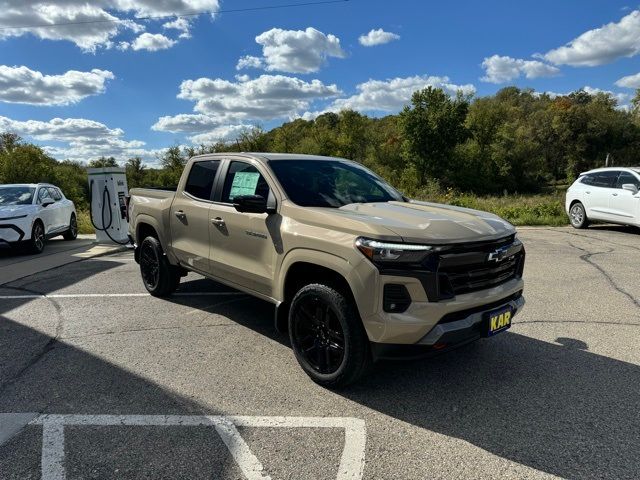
125,157,146,188
88,156,118,168
399,87,470,185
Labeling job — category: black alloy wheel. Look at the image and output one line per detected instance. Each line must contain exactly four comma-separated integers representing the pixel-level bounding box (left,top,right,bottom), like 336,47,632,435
63,214,78,240
140,239,160,291
292,294,346,374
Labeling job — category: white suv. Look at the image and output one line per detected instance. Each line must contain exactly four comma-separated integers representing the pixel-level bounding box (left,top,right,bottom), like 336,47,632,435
0,183,77,253
566,167,640,229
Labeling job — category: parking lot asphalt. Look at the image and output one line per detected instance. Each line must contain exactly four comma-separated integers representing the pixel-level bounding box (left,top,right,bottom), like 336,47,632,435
0,225,639,479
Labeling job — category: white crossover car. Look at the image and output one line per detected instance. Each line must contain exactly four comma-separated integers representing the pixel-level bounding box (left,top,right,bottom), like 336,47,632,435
566,167,640,229
0,183,77,253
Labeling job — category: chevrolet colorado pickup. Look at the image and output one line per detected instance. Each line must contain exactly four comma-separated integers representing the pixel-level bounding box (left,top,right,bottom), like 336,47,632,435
129,153,525,387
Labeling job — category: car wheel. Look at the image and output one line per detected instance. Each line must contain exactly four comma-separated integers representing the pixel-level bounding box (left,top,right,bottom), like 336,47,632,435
139,236,181,297
63,213,78,240
28,220,45,254
289,283,371,388
569,202,589,229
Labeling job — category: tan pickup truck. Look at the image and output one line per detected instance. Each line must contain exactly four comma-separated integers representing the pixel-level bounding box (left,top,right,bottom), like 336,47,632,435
128,153,525,387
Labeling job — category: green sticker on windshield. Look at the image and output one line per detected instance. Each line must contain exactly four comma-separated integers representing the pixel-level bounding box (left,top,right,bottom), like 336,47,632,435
229,171,260,200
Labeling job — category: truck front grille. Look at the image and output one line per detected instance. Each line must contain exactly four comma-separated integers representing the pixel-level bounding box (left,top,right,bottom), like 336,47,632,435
436,236,525,298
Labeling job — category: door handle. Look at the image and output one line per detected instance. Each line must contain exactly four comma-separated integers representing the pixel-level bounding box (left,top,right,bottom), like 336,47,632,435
174,210,186,219
612,193,618,196
585,191,591,194
211,217,225,226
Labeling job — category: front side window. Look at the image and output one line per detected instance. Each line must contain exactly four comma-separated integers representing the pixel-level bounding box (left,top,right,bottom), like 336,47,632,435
38,187,53,204
184,160,220,200
0,186,35,205
616,171,640,189
269,159,403,208
221,162,270,203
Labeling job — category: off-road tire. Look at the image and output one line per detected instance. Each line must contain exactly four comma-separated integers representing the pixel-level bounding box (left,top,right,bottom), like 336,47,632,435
139,236,181,297
289,283,371,388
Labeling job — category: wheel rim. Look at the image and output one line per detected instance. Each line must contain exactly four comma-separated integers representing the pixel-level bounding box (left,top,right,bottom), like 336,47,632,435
70,216,77,237
33,224,44,251
292,295,346,374
570,205,584,226
140,243,160,290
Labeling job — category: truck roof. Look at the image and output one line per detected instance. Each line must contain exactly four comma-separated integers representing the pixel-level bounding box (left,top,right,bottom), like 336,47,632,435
189,152,350,163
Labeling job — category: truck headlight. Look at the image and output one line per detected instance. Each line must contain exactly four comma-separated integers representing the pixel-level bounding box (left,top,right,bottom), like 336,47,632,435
355,237,439,266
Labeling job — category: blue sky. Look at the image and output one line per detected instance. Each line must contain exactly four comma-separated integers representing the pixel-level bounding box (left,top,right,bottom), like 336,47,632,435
1,0,639,165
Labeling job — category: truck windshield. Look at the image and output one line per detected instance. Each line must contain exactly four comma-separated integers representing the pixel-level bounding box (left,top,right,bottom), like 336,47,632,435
269,159,404,208
0,186,36,206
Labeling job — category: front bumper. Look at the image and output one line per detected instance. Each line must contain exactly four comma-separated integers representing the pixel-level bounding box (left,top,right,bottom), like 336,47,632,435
0,222,27,247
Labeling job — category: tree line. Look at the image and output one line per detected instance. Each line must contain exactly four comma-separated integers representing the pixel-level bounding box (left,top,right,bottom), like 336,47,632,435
2,86,640,211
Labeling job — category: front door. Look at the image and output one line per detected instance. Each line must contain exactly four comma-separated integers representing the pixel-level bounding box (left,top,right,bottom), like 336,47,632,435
209,160,277,297
169,159,221,274
610,171,640,221
36,187,57,235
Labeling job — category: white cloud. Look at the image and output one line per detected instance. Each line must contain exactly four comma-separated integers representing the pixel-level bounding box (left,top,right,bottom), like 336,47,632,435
309,75,475,116
189,125,253,144
153,74,342,143
131,32,176,51
0,115,159,162
543,10,640,66
0,1,219,52
250,27,345,73
481,55,560,83
236,55,264,70
163,17,191,39
358,28,400,47
0,66,114,105
175,74,341,120
615,72,640,88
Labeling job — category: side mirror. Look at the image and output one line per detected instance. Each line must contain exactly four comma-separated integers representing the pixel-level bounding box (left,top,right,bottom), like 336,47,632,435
622,184,639,195
233,195,269,214
41,200,55,207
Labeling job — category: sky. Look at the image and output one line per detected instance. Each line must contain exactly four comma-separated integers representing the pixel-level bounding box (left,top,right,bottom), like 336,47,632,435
1,0,640,166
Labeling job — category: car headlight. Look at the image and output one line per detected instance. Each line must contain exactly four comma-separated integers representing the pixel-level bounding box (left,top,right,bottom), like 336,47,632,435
355,237,440,266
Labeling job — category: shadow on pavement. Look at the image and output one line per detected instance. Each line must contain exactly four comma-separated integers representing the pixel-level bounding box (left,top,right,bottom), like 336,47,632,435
0,261,240,479
168,276,640,479
339,332,640,479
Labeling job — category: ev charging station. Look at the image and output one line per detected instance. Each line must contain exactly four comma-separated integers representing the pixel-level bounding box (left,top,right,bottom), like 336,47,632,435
87,167,131,245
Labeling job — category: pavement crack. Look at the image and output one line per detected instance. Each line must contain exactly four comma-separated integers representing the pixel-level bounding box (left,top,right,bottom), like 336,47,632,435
567,241,640,309
544,227,640,252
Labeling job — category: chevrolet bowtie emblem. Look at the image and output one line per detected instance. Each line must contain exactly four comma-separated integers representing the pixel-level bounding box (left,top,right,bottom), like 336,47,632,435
487,246,510,262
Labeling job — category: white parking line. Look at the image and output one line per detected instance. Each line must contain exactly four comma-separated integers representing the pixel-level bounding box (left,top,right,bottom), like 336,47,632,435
0,413,366,480
0,292,245,300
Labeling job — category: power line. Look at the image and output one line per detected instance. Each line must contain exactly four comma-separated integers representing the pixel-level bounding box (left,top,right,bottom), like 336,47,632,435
0,0,350,31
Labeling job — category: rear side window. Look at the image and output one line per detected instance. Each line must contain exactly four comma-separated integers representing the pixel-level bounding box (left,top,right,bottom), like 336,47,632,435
616,171,640,188
184,160,220,200
48,187,62,201
588,171,618,188
221,162,270,203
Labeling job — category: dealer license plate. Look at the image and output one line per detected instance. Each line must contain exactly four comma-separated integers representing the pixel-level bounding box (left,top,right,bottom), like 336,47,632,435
486,305,513,336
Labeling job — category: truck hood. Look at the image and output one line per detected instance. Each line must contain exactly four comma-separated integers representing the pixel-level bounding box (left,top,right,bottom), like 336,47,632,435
0,204,35,220
324,201,515,244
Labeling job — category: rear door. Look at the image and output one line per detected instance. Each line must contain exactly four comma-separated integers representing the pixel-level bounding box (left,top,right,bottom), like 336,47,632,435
169,159,221,274
47,187,67,232
610,171,640,222
208,159,277,297
582,171,618,221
